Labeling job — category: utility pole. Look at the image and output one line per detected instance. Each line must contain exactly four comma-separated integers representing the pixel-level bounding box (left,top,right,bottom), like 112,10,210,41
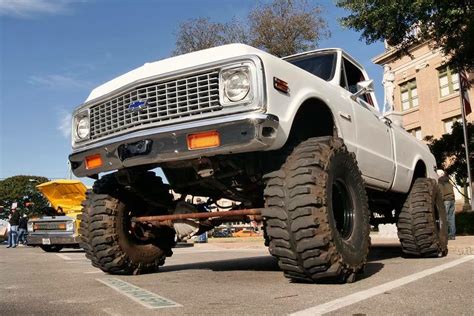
459,69,473,211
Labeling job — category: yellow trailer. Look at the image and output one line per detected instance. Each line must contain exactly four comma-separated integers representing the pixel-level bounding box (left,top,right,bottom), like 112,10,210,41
27,180,87,252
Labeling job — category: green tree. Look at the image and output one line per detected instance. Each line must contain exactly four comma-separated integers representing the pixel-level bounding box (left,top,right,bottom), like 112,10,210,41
337,1,474,70
0,175,50,219
425,122,473,202
173,0,330,57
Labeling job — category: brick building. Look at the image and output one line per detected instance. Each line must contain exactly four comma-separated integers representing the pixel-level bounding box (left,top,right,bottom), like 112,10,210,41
373,41,473,209
372,42,473,140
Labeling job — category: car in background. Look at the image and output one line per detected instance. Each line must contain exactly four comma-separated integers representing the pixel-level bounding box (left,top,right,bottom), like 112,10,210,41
27,180,87,252
212,230,232,238
0,219,8,242
232,229,260,238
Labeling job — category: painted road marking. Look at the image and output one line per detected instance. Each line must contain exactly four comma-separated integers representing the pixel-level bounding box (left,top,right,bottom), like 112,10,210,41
97,278,182,309
101,307,122,316
291,255,474,316
84,271,103,274
56,254,72,261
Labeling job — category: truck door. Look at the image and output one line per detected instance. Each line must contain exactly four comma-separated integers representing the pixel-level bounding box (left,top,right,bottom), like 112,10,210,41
340,57,395,189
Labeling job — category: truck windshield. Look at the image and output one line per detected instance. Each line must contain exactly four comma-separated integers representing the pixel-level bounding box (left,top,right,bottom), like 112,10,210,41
286,53,336,81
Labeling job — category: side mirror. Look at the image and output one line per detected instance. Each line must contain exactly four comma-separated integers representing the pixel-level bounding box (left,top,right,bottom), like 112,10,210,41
381,111,404,128
350,79,374,101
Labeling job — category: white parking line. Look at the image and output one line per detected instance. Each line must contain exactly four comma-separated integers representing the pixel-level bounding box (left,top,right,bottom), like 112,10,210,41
84,271,103,274
66,261,91,265
101,307,122,316
56,254,72,261
97,278,182,309
291,255,474,316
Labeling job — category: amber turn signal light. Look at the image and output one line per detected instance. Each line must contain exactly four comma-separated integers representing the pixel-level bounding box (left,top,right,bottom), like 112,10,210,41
187,131,220,150
85,154,103,169
273,77,290,94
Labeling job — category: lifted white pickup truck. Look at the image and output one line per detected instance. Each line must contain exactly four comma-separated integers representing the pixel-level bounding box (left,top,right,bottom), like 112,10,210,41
70,44,447,282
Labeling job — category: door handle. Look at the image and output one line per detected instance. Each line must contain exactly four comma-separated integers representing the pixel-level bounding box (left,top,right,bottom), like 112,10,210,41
338,111,352,121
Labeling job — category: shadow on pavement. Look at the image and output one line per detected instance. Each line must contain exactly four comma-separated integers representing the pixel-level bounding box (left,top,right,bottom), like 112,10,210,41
58,249,86,253
162,244,404,277
162,254,387,284
368,244,403,261
356,244,404,280
358,262,384,280
162,255,280,272
41,242,404,281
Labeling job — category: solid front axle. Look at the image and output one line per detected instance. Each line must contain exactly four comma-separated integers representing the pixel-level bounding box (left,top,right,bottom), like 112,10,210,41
133,208,263,223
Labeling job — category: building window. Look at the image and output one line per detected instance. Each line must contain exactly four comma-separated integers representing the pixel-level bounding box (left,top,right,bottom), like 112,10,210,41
408,127,422,140
443,116,462,133
438,66,459,97
400,79,419,110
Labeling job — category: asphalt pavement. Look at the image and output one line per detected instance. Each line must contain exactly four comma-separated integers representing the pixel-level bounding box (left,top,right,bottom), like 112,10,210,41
0,235,473,315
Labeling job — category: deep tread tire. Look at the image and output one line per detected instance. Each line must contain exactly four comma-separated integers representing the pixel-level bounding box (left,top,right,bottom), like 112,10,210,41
397,178,448,257
79,192,103,268
263,137,370,283
79,174,175,275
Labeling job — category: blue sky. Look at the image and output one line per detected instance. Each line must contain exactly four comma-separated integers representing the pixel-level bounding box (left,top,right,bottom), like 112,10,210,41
0,0,385,184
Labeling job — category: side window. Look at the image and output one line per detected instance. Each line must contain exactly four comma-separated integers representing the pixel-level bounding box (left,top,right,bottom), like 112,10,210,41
343,58,365,93
343,58,374,106
339,62,348,89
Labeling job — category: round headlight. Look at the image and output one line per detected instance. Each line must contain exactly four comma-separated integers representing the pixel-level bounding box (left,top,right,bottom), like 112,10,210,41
76,117,90,139
66,221,74,231
224,70,250,102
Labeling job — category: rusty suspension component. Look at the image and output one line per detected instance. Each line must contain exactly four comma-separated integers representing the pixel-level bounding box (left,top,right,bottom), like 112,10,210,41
133,208,263,223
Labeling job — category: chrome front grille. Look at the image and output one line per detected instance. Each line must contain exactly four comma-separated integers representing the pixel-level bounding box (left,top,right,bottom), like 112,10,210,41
89,70,222,140
33,222,66,231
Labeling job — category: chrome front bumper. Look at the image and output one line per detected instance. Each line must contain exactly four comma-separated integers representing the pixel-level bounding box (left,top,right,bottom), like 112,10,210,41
69,113,279,177
27,233,79,246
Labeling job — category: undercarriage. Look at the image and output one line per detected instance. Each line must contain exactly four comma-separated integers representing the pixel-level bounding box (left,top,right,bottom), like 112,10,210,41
161,151,280,207
99,163,268,237
78,137,447,282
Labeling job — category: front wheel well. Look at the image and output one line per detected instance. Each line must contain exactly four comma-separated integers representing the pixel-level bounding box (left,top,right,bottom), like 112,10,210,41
412,160,427,183
286,98,336,145
262,99,336,176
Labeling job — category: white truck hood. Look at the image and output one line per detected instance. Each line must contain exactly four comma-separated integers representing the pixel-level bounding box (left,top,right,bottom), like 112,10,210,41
86,44,265,103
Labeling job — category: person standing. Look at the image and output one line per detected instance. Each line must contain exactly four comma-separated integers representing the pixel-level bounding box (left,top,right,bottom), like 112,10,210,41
7,207,20,248
438,170,456,240
18,214,28,245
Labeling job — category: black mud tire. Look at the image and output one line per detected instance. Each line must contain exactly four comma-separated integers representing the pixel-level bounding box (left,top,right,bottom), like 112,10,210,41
79,174,175,275
40,245,63,252
78,192,101,268
397,178,448,257
263,137,370,283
